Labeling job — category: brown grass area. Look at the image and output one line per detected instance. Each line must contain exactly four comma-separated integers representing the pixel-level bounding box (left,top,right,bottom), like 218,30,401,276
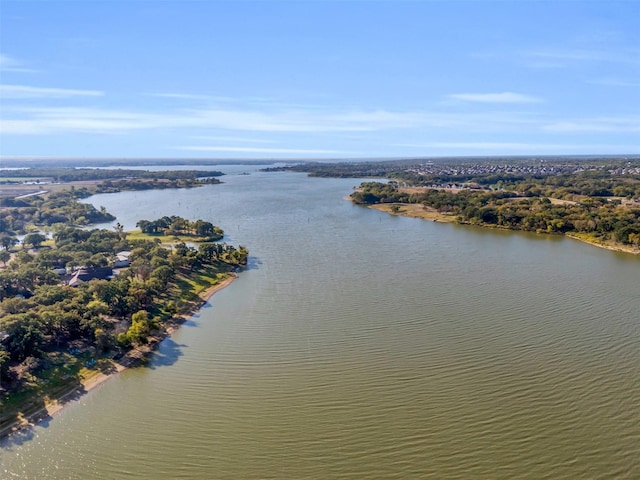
399,186,475,195
369,203,457,223
566,233,640,255
548,198,577,205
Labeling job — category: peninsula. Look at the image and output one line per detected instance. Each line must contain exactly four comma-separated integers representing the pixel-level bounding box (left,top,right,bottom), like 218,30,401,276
0,181,248,437
272,156,640,254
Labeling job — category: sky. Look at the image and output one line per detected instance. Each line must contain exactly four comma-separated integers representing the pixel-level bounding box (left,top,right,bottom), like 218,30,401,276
0,0,639,160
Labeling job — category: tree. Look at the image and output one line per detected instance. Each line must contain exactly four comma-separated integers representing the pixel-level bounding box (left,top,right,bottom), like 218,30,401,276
0,234,18,250
23,233,47,249
0,346,11,381
86,299,109,316
136,220,151,234
94,328,112,352
132,261,153,283
193,220,215,237
126,310,152,345
198,242,218,261
113,222,126,240
0,250,10,266
170,217,189,233
6,317,45,361
150,265,174,289
1,297,35,315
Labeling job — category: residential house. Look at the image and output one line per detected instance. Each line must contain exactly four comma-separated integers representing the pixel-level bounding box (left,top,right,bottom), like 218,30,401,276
68,267,113,287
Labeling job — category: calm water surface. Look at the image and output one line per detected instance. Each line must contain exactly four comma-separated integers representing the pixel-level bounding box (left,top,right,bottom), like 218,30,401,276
2,168,639,479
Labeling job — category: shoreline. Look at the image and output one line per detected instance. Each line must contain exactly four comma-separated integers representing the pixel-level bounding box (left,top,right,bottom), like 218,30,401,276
0,274,237,441
368,202,640,256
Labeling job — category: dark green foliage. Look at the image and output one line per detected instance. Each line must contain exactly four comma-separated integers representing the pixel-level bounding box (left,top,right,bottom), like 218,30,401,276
136,216,223,240
352,181,640,246
23,233,47,248
0,167,223,182
0,210,248,402
0,346,11,381
0,190,115,236
5,316,45,361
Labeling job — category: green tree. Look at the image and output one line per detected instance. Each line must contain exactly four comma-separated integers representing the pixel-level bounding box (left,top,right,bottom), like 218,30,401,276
0,250,10,266
0,346,11,381
6,317,45,361
126,310,152,345
23,233,47,249
94,328,112,352
150,265,174,289
0,234,18,250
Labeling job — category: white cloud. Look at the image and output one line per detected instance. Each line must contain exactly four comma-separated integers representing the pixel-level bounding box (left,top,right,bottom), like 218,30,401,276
448,92,542,104
1,105,439,135
395,142,640,153
177,146,351,155
0,54,39,73
190,136,279,143
1,84,104,99
588,78,640,88
0,107,156,134
542,116,640,133
2,99,636,153
475,46,640,70
151,92,239,102
213,108,428,132
521,47,640,69
398,142,547,150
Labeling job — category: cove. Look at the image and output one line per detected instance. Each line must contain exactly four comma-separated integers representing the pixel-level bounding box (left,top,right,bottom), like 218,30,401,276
2,167,639,479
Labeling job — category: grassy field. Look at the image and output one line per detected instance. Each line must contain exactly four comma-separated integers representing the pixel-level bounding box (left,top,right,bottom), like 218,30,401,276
369,203,457,222
126,229,222,245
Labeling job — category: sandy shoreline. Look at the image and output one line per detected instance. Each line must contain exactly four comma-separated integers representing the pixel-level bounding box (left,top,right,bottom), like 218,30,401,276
0,274,237,440
369,203,640,256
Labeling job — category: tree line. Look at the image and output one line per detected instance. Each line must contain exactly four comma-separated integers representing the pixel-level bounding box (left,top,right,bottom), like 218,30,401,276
135,215,224,240
0,168,224,182
1,189,115,238
352,181,640,247
0,219,248,417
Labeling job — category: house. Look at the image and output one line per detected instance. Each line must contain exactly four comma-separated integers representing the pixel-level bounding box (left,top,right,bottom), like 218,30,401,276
68,267,113,287
113,251,131,268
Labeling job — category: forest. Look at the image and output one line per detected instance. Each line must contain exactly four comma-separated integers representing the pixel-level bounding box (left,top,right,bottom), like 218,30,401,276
0,167,224,182
0,189,115,237
351,181,640,248
0,211,248,430
135,215,224,241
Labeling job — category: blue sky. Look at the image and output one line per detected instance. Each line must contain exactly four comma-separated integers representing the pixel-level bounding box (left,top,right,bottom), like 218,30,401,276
1,1,638,159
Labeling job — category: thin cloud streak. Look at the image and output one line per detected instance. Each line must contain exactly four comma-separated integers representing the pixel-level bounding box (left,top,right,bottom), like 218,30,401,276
1,84,104,99
0,54,39,73
190,136,279,144
2,104,637,146
178,146,351,155
151,92,238,102
526,47,640,65
396,142,640,152
448,92,543,104
542,116,640,133
521,47,640,69
1,106,464,134
588,78,640,88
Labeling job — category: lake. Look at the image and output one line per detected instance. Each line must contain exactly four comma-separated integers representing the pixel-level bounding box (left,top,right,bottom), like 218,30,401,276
2,167,639,479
